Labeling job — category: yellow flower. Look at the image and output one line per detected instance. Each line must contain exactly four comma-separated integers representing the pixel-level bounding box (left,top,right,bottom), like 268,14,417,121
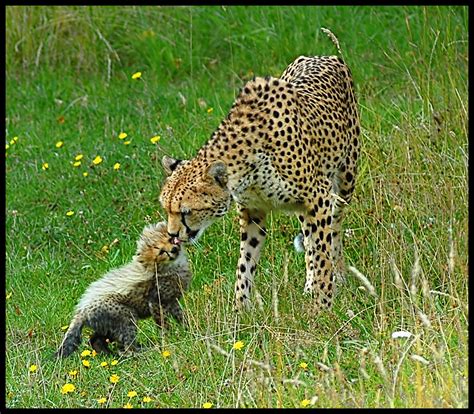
162,350,171,358
100,361,108,367
109,374,120,384
55,141,64,148
82,359,90,368
73,161,81,167
233,341,245,351
299,362,308,370
60,383,76,394
124,140,131,145
207,107,214,113
81,350,91,357
68,370,78,378
91,350,97,357
131,71,142,80
92,155,103,165
123,403,133,409
143,396,153,403
97,397,107,404
127,390,138,398
113,162,121,170
83,172,89,177
75,154,83,161
150,135,160,144
42,163,49,170
300,399,311,407
29,364,38,373
13,136,19,142
66,211,74,217
6,144,10,150
111,360,119,366
118,132,128,140
202,402,213,408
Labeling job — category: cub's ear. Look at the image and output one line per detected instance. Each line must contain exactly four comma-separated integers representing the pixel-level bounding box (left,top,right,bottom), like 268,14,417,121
162,156,183,175
206,161,228,188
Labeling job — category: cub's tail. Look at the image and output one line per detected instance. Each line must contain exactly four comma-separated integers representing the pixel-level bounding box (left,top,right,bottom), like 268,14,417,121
55,313,85,358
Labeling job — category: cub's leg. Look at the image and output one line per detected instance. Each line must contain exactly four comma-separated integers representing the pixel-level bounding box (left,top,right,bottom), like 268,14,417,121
149,301,167,328
298,178,336,310
164,299,184,324
234,204,267,310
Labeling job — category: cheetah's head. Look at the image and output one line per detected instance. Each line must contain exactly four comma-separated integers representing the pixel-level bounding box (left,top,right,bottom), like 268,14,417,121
136,221,183,269
159,156,232,245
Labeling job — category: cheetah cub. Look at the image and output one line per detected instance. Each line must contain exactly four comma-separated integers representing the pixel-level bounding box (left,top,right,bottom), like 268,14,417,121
56,221,191,358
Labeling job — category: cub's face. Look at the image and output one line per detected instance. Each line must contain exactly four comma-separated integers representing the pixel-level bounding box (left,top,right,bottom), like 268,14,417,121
136,222,181,267
159,156,232,244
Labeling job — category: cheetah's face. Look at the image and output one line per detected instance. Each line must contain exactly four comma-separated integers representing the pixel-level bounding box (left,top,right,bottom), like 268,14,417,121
136,221,181,266
159,156,232,244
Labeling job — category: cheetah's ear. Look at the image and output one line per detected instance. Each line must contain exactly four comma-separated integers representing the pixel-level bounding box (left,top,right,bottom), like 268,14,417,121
162,156,183,175
206,161,228,188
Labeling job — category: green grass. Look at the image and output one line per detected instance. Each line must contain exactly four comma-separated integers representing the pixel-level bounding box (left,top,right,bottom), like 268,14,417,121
5,5,468,408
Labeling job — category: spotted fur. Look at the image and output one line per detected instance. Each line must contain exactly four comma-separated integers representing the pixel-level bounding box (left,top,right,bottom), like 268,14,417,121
56,222,191,358
160,55,360,311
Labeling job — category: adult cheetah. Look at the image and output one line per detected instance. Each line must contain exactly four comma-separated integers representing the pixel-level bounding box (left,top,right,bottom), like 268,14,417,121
160,54,360,311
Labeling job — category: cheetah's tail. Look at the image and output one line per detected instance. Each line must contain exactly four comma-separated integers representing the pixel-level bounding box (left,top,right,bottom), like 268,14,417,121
55,313,85,358
321,27,345,61
293,232,305,253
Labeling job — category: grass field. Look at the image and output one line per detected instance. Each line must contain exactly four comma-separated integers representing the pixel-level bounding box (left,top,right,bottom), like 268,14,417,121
5,5,468,409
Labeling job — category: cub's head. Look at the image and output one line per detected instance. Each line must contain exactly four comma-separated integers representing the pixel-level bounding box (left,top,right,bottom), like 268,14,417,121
159,156,232,244
136,221,182,268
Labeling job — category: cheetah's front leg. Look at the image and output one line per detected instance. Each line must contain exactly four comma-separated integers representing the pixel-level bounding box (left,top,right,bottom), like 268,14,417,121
299,182,336,311
235,204,267,310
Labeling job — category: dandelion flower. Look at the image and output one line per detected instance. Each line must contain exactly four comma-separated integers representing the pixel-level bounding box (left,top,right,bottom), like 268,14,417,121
92,155,103,165
66,211,74,217
73,161,81,167
207,107,214,113
300,399,311,408
42,163,49,170
131,72,142,80
82,359,91,368
113,162,121,170
75,154,83,161
6,144,10,150
55,141,64,148
150,135,160,144
127,390,138,398
109,374,120,384
83,172,89,177
68,370,78,378
233,341,245,351
119,132,128,140
92,350,97,357
299,362,308,370
60,383,76,394
124,140,131,145
29,364,38,373
100,361,108,367
13,136,19,142
123,403,133,409
143,396,152,403
97,397,107,404
202,402,213,408
162,350,171,358
81,350,91,357
111,360,119,366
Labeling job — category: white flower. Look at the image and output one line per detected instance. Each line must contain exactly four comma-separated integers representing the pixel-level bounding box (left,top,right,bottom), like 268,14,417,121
391,330,413,339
